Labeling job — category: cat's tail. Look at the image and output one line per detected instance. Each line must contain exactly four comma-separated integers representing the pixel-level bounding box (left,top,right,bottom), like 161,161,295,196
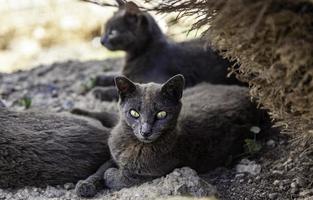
71,108,119,128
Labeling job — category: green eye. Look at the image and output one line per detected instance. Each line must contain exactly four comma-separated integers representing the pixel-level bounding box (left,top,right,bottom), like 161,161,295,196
130,109,140,118
156,111,167,119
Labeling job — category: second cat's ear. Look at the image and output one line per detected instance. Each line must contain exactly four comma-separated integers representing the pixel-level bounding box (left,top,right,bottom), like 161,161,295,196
116,0,126,7
161,74,185,101
122,2,143,25
124,1,140,14
115,76,136,99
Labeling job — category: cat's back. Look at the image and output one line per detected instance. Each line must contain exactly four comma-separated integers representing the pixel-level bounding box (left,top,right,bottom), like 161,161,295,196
172,40,242,86
176,83,259,171
181,83,251,114
179,83,256,137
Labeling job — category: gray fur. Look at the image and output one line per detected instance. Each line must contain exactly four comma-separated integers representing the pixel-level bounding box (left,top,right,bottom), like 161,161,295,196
105,76,262,190
94,2,244,101
0,108,110,188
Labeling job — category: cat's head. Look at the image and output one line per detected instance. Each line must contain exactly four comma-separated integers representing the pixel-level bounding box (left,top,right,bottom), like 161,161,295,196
100,1,163,51
115,74,185,143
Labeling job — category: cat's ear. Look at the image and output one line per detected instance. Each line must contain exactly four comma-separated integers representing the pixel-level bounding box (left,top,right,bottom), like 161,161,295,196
125,1,140,14
122,2,143,25
161,74,185,101
115,76,136,99
116,0,126,7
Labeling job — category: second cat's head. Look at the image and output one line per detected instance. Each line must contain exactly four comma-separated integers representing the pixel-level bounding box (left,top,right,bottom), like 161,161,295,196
115,75,185,143
100,1,163,51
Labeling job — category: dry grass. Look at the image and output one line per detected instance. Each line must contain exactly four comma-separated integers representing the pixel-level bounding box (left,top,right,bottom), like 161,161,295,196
151,0,313,145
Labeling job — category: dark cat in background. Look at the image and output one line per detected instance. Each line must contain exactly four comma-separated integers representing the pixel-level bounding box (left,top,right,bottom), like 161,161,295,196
75,75,261,197
91,1,243,101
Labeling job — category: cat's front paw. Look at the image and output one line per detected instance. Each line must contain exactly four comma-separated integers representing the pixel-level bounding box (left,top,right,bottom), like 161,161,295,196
70,108,87,116
91,87,118,101
75,180,97,198
92,87,105,100
104,168,127,190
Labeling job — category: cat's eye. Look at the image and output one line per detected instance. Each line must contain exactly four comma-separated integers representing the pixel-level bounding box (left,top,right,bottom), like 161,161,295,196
130,109,140,119
156,111,167,120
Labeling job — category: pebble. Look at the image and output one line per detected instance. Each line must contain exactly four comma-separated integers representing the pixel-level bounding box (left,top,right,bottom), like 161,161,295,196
291,187,299,194
291,182,298,188
235,173,245,178
266,140,276,148
272,170,284,175
250,126,261,134
62,100,74,110
294,177,306,187
236,159,262,175
273,180,280,186
172,171,181,176
291,182,299,194
269,193,278,199
299,189,313,197
64,183,75,190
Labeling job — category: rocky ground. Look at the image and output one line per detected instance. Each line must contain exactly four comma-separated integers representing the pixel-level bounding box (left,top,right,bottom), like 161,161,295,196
0,59,312,200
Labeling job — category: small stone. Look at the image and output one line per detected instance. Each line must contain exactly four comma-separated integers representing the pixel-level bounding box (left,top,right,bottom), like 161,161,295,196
269,193,278,199
299,189,313,197
174,184,189,195
266,140,276,148
294,177,306,187
290,182,299,194
62,100,74,110
291,182,298,188
291,187,299,194
273,180,280,186
51,90,58,98
236,159,261,175
250,126,261,134
172,171,181,176
235,173,245,178
272,170,284,175
44,186,65,198
282,179,289,185
64,183,75,190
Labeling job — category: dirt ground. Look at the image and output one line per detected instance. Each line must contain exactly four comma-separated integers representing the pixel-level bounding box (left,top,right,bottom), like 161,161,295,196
0,59,312,200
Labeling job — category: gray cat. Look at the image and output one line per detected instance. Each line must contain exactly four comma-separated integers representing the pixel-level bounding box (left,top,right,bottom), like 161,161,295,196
76,75,263,197
0,108,111,188
92,1,244,101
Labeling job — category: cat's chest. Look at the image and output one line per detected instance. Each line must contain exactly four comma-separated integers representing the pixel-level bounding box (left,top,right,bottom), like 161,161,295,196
109,134,177,176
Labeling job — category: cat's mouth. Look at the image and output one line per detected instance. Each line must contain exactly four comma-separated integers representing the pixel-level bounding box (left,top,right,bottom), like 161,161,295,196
136,134,161,143
137,137,155,143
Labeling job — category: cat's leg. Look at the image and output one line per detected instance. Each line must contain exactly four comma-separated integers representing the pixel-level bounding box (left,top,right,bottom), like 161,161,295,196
95,74,115,87
71,109,119,128
91,86,118,101
75,159,116,197
104,168,153,190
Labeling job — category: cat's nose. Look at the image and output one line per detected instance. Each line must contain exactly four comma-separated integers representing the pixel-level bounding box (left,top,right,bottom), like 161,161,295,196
140,123,152,138
100,36,107,46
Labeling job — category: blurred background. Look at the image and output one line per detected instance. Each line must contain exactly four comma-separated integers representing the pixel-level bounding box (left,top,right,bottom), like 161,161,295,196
0,0,201,73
